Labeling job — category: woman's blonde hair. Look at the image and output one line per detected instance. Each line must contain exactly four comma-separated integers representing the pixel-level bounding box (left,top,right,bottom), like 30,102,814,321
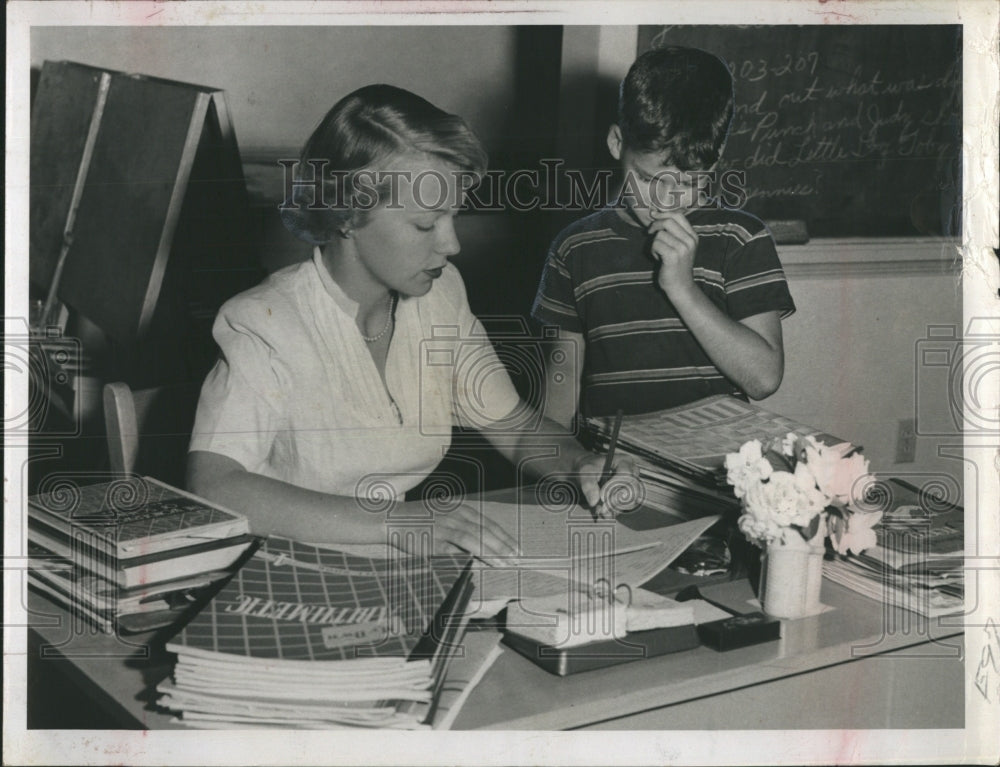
281,84,487,244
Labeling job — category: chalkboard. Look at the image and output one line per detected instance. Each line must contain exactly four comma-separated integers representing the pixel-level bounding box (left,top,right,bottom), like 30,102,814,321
637,26,962,237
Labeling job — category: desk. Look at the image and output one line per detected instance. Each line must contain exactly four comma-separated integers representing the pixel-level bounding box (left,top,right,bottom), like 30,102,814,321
26,576,963,731
453,578,964,729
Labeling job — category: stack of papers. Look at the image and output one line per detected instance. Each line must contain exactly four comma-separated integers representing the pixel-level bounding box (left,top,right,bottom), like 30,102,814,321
822,478,964,618
588,394,840,488
635,459,740,519
822,556,963,618
157,537,474,729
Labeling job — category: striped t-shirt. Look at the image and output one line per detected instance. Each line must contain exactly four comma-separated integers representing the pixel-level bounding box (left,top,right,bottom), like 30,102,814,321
531,205,796,417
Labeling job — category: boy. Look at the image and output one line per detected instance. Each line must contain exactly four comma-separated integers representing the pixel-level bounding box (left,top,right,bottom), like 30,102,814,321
532,46,796,424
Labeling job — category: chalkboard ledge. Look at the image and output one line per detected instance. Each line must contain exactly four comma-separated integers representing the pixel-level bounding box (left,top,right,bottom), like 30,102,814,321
778,238,962,279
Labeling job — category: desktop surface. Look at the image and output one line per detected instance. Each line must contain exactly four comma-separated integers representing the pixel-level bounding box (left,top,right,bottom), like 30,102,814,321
20,490,966,732
25,574,963,731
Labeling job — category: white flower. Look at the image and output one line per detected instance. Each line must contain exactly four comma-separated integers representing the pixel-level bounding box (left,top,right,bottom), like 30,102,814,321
793,462,822,496
738,470,827,546
803,441,872,507
725,439,773,499
828,509,882,555
780,432,799,457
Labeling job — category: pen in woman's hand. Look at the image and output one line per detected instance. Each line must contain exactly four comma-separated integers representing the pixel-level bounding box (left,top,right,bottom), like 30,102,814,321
594,409,624,519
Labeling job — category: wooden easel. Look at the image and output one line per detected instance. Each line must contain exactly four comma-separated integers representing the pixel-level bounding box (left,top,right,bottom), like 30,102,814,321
30,60,260,390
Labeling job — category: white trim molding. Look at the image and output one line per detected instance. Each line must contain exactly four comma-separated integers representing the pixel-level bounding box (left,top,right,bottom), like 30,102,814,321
778,238,964,278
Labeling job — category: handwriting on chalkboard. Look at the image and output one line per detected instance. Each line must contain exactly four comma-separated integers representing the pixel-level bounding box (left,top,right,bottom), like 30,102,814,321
639,26,962,237
729,57,960,171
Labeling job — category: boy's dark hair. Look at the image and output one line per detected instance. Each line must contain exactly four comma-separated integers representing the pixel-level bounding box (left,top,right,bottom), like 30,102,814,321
618,46,734,170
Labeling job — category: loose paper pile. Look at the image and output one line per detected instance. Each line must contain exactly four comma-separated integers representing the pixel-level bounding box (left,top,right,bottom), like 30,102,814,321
822,479,964,618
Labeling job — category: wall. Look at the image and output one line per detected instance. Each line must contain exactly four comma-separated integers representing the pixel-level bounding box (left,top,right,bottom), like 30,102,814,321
766,242,965,502
31,26,518,155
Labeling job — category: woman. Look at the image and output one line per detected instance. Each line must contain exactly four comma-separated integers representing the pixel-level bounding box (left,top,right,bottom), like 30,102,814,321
187,84,636,559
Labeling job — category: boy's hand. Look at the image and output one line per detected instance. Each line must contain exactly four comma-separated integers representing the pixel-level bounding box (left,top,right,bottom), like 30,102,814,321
648,209,698,296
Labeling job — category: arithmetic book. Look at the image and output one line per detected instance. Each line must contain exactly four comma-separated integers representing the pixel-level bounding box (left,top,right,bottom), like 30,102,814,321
158,537,473,729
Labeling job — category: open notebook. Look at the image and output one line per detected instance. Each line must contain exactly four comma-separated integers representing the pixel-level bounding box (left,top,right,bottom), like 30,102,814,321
465,502,719,609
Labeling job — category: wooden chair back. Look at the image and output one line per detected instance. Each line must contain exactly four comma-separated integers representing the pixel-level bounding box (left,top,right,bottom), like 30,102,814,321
102,381,201,487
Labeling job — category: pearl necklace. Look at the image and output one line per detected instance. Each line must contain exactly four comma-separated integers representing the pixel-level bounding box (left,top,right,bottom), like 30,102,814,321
360,292,396,343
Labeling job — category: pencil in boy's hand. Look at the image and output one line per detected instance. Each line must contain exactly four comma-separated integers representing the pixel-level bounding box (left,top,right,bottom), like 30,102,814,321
594,409,624,519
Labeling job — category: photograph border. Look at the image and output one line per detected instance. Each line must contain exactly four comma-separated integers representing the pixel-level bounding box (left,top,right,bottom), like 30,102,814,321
5,1,998,765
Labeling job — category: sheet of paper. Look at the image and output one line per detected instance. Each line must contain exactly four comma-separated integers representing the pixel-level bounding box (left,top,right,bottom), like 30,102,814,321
469,506,719,603
473,500,662,559
432,631,505,730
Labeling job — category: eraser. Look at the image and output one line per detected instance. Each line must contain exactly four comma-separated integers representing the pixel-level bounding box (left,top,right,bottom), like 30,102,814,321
695,611,781,651
764,219,809,245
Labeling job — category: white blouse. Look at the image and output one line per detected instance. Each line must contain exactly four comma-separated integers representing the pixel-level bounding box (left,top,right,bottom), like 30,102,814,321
189,248,521,501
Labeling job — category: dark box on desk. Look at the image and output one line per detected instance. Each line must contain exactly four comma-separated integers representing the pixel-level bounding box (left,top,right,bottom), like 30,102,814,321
695,612,781,651
502,623,700,677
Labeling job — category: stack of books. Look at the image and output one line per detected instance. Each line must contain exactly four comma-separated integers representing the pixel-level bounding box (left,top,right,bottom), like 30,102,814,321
27,476,255,632
822,478,964,617
587,394,837,515
156,536,475,729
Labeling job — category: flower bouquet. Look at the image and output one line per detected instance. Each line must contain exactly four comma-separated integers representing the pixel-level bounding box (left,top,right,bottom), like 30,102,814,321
724,433,880,618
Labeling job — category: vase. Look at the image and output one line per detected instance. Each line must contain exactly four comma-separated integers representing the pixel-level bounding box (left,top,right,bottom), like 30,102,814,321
759,531,825,619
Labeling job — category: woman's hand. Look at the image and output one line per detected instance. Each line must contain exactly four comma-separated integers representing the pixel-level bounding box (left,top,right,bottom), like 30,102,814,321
425,502,520,562
571,453,644,519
